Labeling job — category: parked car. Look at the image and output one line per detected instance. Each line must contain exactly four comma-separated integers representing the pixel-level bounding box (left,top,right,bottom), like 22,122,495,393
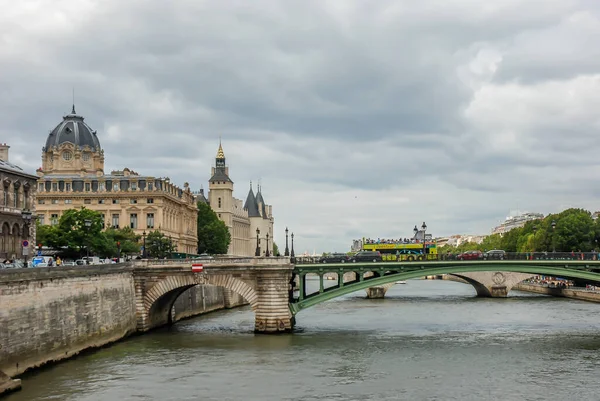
351,251,383,263
457,250,483,261
195,253,214,260
484,250,506,260
318,253,350,263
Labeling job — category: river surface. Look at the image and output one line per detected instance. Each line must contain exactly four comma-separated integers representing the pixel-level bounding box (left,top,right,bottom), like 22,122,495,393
6,280,600,401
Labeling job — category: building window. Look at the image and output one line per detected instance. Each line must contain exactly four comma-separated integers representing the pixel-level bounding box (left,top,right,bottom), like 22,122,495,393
130,199,137,204
82,152,91,161
218,213,221,218
38,215,45,225
65,199,72,204
51,199,59,204
98,199,105,204
113,183,119,191
112,199,119,204
38,183,44,192
51,214,59,226
85,182,91,192
146,213,154,229
130,213,138,229
13,188,18,207
218,197,221,208
62,151,72,161
84,199,91,204
147,198,154,204
131,182,137,190
65,182,71,191
148,183,153,191
52,182,58,191
99,182,105,191
38,199,45,205
112,214,119,228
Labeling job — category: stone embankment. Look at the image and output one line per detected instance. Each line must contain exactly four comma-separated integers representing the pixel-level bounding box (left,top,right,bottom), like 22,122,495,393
0,265,246,396
513,283,600,303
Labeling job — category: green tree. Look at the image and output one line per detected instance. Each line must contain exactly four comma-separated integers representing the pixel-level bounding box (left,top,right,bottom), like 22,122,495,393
197,201,231,254
272,242,279,256
50,207,105,258
104,227,141,256
146,230,175,258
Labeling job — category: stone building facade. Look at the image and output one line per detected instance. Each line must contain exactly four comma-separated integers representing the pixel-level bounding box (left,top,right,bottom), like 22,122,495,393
36,106,198,255
197,143,274,256
0,144,38,260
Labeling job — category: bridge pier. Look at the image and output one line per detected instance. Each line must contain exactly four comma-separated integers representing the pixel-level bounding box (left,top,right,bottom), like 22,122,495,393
0,370,21,396
451,272,535,298
254,269,294,333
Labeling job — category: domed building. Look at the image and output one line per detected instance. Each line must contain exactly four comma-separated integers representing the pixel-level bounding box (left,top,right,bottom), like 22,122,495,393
41,105,105,176
36,105,199,256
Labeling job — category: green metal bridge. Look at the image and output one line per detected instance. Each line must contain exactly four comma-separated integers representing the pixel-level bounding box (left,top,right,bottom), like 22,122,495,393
289,260,600,315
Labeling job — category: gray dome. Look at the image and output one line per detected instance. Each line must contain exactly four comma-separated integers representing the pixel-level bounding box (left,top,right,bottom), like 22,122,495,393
44,106,101,151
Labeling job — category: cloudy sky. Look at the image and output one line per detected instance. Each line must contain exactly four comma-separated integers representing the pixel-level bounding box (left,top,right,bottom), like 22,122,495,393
2,0,600,253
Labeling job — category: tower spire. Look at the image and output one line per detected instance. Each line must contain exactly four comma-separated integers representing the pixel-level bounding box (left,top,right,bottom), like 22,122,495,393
216,137,225,159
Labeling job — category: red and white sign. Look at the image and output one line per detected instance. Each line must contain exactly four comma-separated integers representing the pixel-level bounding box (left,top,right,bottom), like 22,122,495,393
191,263,203,272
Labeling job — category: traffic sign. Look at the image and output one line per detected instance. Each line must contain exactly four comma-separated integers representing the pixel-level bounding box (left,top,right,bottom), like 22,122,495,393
22,240,29,248
191,263,203,272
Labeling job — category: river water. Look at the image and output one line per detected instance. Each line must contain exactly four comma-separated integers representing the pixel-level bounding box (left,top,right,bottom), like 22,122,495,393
6,280,600,401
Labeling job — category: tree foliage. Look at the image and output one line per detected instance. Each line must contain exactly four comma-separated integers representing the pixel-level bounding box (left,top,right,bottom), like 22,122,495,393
145,230,175,259
197,201,231,254
439,208,599,254
272,241,280,256
35,207,142,259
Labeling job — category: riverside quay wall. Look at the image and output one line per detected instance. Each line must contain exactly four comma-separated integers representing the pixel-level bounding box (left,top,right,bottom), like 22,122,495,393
0,265,245,385
513,283,600,303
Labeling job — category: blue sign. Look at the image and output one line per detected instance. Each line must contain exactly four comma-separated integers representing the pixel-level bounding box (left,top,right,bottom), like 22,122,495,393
22,240,29,247
37,250,42,256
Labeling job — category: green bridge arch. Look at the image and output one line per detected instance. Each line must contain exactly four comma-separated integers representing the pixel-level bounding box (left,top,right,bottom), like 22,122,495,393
289,261,600,315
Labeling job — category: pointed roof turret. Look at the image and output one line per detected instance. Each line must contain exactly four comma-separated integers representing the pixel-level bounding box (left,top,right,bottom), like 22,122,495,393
256,183,268,219
244,181,261,217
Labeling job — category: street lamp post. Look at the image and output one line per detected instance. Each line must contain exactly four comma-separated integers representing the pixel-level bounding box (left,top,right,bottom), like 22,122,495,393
290,232,295,260
551,220,557,253
421,221,427,258
21,210,32,266
84,219,92,264
142,230,147,258
284,227,290,256
265,233,270,257
255,228,260,257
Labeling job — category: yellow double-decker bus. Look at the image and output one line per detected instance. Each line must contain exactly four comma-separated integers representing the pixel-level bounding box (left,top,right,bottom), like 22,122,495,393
361,238,438,261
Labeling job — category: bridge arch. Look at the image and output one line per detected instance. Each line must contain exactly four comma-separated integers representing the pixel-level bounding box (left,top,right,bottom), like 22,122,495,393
141,273,259,331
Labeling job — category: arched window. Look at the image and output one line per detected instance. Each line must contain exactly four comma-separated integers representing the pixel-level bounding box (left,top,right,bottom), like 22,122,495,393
218,197,222,208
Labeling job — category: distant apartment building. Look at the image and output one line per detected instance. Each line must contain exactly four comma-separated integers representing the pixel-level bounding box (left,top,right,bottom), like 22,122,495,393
436,234,487,247
491,212,544,236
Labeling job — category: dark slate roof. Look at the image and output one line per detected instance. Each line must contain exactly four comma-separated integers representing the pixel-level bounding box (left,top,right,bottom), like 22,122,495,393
243,187,261,217
44,106,101,151
256,189,268,219
0,160,37,179
195,188,209,204
209,168,232,183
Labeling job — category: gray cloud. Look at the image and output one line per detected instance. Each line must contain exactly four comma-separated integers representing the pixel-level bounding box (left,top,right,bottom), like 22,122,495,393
2,0,600,253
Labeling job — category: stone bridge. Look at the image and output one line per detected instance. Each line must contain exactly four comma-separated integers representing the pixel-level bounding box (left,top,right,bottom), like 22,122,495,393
134,257,294,333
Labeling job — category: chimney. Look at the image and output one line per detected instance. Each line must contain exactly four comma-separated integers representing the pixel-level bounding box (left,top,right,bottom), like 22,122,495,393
0,143,9,162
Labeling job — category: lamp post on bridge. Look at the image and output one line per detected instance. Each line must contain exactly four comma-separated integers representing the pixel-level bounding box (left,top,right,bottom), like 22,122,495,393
284,227,289,256
255,228,261,257
265,233,270,257
421,221,427,259
21,210,32,266
290,232,295,260
551,220,557,254
84,219,92,264
142,230,147,258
